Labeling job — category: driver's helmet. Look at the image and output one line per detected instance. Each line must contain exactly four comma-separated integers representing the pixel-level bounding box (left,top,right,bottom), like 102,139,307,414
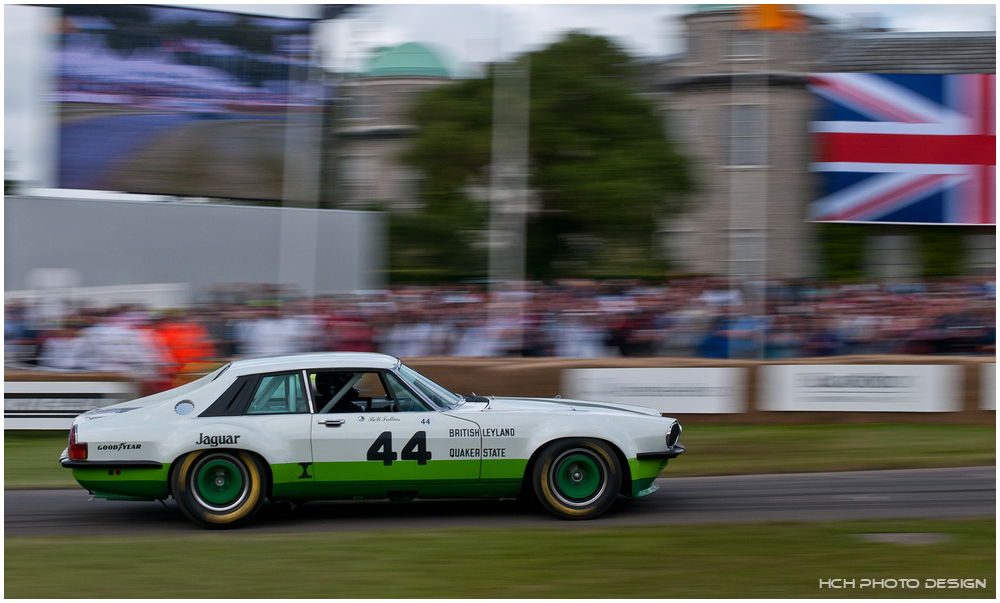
315,372,352,399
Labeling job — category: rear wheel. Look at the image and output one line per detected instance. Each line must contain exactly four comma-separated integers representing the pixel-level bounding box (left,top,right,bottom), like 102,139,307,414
533,438,621,520
172,450,267,528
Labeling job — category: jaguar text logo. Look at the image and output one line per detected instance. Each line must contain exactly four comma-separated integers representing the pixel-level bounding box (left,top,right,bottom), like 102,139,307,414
196,433,241,447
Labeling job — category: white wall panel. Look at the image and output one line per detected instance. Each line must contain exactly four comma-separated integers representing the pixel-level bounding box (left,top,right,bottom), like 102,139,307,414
563,367,746,414
759,364,961,412
4,195,386,297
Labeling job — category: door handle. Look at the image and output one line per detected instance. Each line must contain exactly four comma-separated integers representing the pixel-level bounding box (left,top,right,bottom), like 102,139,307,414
319,419,345,427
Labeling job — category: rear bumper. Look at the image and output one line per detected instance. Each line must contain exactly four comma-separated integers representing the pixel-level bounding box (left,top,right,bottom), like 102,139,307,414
61,460,164,469
60,446,163,470
66,461,171,500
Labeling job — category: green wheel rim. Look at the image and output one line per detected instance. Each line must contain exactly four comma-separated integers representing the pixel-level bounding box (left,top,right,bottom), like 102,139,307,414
195,458,244,506
554,452,602,500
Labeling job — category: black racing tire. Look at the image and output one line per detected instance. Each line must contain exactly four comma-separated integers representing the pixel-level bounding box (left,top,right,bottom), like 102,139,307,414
532,438,621,520
171,450,268,529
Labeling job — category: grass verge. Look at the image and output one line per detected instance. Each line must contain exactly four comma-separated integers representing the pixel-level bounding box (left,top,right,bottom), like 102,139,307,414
667,423,996,477
6,424,994,490
5,519,994,598
5,431,75,489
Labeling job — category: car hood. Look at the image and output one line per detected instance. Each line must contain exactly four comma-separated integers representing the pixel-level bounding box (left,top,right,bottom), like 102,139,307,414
459,396,664,417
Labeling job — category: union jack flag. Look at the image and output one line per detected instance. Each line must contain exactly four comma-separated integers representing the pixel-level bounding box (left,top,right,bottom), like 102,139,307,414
808,73,995,225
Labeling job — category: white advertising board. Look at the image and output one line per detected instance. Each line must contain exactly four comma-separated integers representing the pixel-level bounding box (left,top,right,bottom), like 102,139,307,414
4,380,139,430
759,364,961,412
562,368,745,414
981,364,996,410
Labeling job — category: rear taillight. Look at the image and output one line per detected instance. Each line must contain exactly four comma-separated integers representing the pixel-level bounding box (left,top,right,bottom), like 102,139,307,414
68,424,88,461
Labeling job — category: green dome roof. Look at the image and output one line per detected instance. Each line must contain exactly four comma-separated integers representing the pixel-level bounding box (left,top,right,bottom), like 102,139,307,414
365,42,450,77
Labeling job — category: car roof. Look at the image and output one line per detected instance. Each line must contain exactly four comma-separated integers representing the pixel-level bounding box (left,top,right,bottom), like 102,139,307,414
226,352,400,377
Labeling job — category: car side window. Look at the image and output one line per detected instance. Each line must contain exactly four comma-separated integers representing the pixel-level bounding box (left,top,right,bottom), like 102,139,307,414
384,372,432,412
246,372,307,415
309,370,431,413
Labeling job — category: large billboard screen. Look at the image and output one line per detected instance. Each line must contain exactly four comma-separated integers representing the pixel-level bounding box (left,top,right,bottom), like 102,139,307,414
56,5,320,202
808,73,995,225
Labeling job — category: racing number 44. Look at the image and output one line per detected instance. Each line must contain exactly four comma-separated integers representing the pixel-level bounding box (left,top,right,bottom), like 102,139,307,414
367,431,432,466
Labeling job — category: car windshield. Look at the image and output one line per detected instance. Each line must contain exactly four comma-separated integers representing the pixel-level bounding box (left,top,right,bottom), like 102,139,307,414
398,364,463,409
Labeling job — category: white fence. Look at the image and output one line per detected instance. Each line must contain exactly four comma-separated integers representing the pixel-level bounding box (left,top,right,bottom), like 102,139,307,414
4,380,139,430
559,362,992,417
5,360,995,430
982,363,996,411
563,367,746,414
757,364,961,413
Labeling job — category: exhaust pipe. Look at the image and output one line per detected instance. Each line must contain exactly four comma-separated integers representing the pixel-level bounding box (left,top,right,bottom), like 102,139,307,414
277,500,300,515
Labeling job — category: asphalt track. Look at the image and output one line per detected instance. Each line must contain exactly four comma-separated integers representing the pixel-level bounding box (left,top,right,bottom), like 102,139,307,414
5,466,993,537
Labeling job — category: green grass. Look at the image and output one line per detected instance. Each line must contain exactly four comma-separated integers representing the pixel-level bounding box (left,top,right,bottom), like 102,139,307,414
667,424,996,477
5,431,75,489
5,519,994,598
5,424,995,490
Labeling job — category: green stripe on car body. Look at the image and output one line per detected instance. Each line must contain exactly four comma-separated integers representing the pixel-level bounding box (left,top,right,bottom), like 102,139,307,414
629,457,670,480
302,482,522,500
481,458,529,482
270,462,316,499
271,462,311,484
70,456,668,501
312,459,483,483
270,460,526,499
628,457,670,498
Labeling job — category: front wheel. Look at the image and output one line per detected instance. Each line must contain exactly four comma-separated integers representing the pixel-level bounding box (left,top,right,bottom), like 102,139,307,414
533,439,621,520
172,450,268,528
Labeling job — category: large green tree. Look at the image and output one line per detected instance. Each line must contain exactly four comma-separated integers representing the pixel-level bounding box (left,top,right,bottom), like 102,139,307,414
395,32,692,281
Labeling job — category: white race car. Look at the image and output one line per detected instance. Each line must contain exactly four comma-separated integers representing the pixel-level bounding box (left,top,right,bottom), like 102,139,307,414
61,353,685,528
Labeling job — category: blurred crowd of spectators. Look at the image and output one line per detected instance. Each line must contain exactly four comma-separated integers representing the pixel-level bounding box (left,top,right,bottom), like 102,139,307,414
5,278,995,393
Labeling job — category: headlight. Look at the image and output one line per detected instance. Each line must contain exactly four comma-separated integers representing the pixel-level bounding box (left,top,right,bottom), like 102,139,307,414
666,422,681,448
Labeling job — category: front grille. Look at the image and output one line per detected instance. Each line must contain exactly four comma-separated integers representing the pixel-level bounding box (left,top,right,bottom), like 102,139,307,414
667,422,682,448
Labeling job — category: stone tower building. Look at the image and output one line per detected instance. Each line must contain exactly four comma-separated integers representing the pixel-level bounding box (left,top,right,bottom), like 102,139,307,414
657,7,995,278
332,43,452,212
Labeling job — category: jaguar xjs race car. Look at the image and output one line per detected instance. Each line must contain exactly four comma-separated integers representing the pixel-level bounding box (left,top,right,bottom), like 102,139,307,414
61,352,685,528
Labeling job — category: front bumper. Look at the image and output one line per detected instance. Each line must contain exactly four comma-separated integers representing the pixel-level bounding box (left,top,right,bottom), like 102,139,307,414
629,444,685,497
635,444,686,460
